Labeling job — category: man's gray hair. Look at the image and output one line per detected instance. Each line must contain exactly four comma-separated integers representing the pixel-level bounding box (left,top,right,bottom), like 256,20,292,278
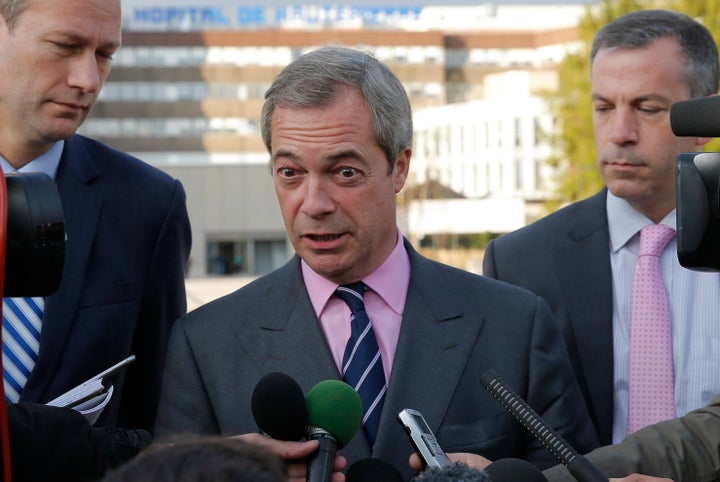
591,9,719,98
261,45,413,172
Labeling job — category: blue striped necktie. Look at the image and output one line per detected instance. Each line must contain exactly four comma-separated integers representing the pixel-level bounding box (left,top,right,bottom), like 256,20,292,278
337,282,386,446
2,297,43,403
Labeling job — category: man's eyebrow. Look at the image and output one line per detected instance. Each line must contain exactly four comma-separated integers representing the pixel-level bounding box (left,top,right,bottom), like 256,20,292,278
271,149,300,163
631,94,670,104
591,93,611,102
51,31,121,51
327,149,363,162
272,149,363,164
591,92,669,103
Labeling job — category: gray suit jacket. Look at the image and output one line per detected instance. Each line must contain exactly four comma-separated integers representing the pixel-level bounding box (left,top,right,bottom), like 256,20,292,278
544,394,720,482
156,240,599,479
483,189,614,445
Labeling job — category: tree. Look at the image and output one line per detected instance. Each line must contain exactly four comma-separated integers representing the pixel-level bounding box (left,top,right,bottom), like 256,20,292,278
548,0,720,208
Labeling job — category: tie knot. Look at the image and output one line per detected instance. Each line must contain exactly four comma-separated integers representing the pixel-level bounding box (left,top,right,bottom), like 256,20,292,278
639,224,676,257
336,282,366,313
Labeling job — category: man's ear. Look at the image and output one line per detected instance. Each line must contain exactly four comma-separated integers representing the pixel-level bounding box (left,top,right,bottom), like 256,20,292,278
393,147,411,194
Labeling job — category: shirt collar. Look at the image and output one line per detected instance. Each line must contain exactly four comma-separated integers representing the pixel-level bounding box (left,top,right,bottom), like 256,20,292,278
302,227,410,316
606,190,676,252
0,140,64,180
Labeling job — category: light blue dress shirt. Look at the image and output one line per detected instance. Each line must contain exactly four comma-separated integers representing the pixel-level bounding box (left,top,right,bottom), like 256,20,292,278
608,191,720,443
0,140,63,180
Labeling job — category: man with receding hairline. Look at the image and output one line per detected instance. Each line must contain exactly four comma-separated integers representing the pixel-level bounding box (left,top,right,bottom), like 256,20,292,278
155,45,599,481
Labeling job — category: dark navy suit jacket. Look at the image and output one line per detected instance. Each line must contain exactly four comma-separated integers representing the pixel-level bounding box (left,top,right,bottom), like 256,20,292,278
483,189,615,444
17,134,192,431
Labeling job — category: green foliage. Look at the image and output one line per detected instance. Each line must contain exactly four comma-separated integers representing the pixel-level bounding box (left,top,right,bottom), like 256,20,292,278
548,0,720,205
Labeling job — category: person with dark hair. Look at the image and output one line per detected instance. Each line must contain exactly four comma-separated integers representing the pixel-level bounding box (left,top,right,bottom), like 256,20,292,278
154,45,599,480
102,436,287,482
483,9,720,446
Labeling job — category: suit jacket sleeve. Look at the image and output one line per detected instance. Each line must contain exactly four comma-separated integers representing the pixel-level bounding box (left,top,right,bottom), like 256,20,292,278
543,395,720,482
520,296,600,468
120,179,192,431
8,403,151,482
482,239,498,277
481,192,616,447
153,313,221,439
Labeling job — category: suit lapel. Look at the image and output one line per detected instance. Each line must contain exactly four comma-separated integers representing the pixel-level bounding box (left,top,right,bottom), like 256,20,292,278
229,258,341,387
558,190,614,442
231,260,380,457
373,245,484,468
232,252,484,466
23,136,103,402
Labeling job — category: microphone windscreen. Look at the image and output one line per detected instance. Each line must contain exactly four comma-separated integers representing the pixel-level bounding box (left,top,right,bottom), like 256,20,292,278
305,380,362,448
251,372,307,441
484,458,548,482
670,96,720,137
411,462,490,482
346,458,403,482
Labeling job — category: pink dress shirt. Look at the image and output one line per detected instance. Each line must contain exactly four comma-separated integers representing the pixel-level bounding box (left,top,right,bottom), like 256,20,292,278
302,229,410,382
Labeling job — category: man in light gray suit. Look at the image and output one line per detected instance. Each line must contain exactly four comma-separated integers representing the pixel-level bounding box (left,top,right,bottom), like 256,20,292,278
155,45,599,480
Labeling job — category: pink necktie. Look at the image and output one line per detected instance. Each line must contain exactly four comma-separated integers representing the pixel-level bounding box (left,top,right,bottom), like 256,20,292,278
626,224,676,435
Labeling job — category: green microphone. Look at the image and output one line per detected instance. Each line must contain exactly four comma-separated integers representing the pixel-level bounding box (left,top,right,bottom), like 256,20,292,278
305,380,362,482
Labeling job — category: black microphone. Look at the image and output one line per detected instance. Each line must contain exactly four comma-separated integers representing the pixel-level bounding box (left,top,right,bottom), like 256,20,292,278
346,458,404,482
670,96,720,137
251,372,308,441
412,462,491,482
485,458,548,481
412,459,547,481
480,370,607,482
304,380,363,482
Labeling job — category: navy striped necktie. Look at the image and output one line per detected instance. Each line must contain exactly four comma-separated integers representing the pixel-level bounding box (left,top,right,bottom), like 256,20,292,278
337,282,387,447
2,297,43,403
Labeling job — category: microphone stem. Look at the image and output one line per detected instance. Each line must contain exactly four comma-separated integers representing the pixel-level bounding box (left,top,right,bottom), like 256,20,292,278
306,428,337,482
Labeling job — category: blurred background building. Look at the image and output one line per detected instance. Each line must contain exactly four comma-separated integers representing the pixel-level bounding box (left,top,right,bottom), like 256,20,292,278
81,0,589,282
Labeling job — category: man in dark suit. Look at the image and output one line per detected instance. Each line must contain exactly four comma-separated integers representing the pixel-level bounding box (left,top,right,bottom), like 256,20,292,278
0,0,190,437
483,9,720,446
154,45,599,480
485,189,615,444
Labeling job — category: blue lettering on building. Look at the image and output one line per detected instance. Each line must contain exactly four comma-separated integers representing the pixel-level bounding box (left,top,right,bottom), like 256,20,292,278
131,4,423,30
237,7,265,26
134,6,231,27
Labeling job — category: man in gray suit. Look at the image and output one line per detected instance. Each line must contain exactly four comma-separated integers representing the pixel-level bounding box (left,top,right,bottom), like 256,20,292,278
483,9,720,446
155,45,599,480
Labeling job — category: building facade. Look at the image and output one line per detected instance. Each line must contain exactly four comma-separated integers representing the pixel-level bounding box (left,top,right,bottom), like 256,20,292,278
80,1,585,276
